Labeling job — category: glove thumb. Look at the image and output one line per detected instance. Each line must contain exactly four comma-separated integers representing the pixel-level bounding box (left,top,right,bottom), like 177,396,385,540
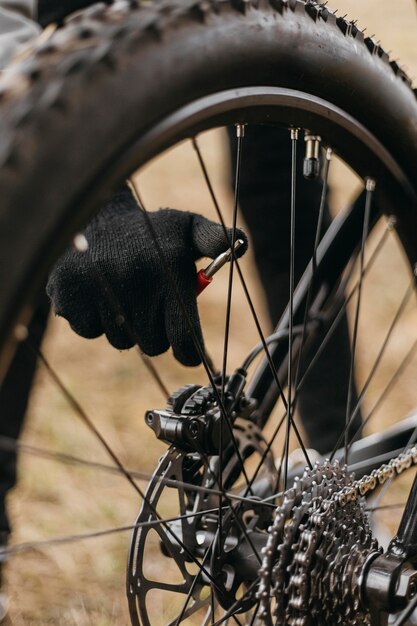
191,214,248,260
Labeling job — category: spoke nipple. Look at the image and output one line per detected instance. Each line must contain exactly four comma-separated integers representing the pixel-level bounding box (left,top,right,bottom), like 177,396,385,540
14,324,28,342
73,233,89,253
236,123,246,138
326,147,333,161
290,128,299,141
365,178,376,192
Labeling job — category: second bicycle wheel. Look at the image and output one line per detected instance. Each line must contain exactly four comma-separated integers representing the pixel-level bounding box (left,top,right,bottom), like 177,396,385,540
0,1,417,624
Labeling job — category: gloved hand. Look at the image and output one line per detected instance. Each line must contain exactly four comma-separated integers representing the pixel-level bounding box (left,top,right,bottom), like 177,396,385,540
46,185,248,366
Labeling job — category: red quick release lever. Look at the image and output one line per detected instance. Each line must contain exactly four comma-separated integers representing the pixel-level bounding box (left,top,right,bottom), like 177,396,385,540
196,239,245,296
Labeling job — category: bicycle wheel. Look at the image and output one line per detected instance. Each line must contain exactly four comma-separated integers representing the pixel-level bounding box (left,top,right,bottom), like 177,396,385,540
0,1,417,624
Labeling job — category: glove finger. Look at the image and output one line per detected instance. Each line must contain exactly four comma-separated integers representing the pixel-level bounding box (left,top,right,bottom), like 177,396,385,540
164,270,204,367
68,306,103,339
191,214,248,260
127,293,170,357
97,296,136,350
97,291,170,355
46,269,104,340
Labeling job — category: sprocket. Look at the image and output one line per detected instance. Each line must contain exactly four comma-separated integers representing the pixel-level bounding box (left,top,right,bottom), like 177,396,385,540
258,461,380,626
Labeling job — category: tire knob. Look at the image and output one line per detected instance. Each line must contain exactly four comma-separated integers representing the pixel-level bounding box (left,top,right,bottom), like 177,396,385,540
303,133,322,179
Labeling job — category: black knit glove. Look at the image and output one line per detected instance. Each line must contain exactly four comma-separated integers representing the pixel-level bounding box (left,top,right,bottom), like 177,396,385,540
46,186,248,366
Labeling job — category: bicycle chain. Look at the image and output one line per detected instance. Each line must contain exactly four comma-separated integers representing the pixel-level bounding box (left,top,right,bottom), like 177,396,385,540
257,445,417,625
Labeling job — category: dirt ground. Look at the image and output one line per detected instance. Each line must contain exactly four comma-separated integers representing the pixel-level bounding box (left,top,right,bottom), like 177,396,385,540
4,1,417,624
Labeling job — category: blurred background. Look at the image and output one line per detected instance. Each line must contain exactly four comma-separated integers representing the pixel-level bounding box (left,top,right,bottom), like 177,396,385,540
4,0,417,624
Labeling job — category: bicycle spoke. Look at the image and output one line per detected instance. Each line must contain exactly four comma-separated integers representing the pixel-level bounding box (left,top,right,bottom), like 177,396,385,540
275,433,290,494
329,275,416,460
221,124,244,403
189,445,262,564
0,433,278,508
292,147,332,409
191,136,288,410
283,128,299,490
349,338,417,448
31,346,226,590
344,178,374,463
174,546,213,626
243,242,362,489
218,123,244,553
235,213,393,500
192,134,311,469
0,506,228,558
246,214,392,491
365,503,406,512
210,591,217,626
296,219,391,398
278,146,333,471
212,582,258,626
0,434,156,481
139,351,170,398
347,338,417,514
248,602,261,626
35,347,147,500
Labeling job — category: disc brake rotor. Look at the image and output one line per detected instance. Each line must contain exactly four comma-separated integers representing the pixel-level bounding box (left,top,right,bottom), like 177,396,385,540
127,417,278,626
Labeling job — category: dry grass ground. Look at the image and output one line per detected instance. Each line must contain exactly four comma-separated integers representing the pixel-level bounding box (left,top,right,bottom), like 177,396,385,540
3,1,417,624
